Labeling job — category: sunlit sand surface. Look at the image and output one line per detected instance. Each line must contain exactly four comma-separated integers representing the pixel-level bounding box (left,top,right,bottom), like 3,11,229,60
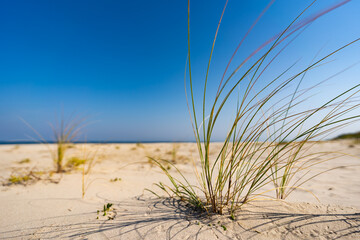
0,141,359,239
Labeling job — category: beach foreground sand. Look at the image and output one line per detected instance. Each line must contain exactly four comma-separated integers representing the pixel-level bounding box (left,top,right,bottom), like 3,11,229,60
0,141,359,239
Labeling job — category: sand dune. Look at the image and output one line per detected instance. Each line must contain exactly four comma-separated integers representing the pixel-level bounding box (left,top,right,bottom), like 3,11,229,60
0,141,359,239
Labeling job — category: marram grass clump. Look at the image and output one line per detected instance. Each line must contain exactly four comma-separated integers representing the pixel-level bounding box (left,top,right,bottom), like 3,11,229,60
152,0,360,215
23,114,87,173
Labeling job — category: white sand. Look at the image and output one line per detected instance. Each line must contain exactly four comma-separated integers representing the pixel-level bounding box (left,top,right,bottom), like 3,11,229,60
0,141,359,239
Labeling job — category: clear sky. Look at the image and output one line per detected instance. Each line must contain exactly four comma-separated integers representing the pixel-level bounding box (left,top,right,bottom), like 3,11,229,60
0,0,359,142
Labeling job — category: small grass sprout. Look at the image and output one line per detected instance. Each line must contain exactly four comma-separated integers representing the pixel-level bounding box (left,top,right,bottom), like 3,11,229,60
153,0,360,216
110,177,122,182
104,203,112,211
97,203,115,220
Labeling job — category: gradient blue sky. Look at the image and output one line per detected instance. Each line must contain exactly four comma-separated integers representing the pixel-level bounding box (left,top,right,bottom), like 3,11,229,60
0,0,359,142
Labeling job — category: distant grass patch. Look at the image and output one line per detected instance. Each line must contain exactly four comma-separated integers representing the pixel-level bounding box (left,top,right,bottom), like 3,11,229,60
5,170,57,186
8,174,30,184
67,144,76,149
136,142,144,148
333,131,360,140
66,156,86,169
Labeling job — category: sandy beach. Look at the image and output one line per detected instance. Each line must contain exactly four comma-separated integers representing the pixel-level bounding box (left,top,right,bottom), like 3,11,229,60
1,0,360,239
0,141,359,239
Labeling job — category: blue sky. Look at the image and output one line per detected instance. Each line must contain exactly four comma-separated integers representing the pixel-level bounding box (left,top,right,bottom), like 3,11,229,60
0,0,359,142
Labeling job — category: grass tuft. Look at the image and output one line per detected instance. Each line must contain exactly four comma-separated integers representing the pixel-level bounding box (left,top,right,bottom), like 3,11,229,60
152,0,360,216
22,113,87,173
5,170,56,186
96,203,116,220
66,156,86,169
8,174,30,184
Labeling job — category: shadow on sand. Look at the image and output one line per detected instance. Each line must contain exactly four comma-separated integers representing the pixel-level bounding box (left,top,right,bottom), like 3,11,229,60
0,197,359,239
